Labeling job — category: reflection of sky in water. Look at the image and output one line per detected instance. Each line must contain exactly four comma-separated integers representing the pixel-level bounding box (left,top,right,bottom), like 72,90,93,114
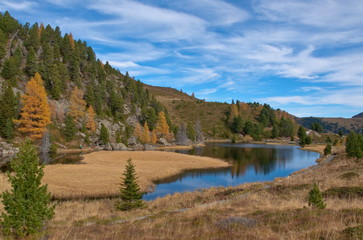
143,144,320,200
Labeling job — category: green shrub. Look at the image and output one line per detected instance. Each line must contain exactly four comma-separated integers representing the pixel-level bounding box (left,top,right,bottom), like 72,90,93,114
324,144,332,155
308,183,326,209
341,225,363,240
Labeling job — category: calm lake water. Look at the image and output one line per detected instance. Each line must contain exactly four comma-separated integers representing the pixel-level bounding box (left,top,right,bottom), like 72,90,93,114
143,143,320,200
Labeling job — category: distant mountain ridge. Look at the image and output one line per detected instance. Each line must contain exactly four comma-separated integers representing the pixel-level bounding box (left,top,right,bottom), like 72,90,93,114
352,112,363,118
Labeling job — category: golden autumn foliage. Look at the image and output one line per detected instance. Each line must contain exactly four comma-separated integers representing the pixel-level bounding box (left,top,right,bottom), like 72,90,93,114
135,123,142,139
85,106,96,132
141,122,150,143
155,111,169,136
229,104,239,119
68,86,86,123
151,130,157,144
68,33,75,50
38,23,44,38
16,73,51,139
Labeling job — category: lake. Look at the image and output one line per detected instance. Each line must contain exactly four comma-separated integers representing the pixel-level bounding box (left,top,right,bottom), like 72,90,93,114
143,143,320,200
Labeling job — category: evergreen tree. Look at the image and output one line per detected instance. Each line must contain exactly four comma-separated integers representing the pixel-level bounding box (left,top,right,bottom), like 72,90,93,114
231,115,244,133
63,115,77,142
187,122,196,141
308,183,326,209
346,132,363,158
0,139,54,237
272,123,280,139
99,123,109,145
324,144,332,156
298,126,307,146
0,84,17,139
116,159,143,211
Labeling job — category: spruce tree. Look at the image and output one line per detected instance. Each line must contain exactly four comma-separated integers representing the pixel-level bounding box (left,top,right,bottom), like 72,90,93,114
63,114,77,141
99,123,109,145
308,183,326,209
0,139,54,237
324,144,332,156
116,159,143,211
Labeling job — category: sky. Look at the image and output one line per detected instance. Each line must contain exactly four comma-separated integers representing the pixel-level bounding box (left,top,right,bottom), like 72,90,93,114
1,0,363,118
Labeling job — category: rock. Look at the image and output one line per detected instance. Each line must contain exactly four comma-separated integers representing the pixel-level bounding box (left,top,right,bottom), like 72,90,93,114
110,143,127,151
157,138,169,146
127,136,138,146
144,144,155,150
76,132,86,138
126,115,138,126
217,217,257,229
103,143,113,151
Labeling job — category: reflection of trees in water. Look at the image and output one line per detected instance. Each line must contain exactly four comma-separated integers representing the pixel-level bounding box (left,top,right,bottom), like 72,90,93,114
155,167,231,184
176,144,294,178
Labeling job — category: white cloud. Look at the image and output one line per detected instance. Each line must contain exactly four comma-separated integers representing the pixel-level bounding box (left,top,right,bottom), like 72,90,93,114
0,0,35,11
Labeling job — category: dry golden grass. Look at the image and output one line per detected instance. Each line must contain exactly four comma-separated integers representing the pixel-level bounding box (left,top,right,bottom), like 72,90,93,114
40,152,363,240
302,144,345,155
43,151,229,199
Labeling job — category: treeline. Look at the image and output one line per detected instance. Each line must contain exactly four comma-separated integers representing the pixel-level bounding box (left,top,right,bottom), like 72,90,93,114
0,11,173,144
228,101,296,140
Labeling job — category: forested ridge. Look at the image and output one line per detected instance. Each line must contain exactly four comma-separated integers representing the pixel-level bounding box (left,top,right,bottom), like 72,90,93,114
0,11,174,146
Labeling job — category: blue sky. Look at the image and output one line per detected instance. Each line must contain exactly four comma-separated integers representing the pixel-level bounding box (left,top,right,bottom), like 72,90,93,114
1,0,363,118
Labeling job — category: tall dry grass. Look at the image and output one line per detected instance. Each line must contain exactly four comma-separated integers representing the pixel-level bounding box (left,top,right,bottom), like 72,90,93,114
43,151,363,240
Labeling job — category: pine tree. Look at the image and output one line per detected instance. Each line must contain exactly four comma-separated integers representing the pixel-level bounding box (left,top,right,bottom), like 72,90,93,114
141,122,150,143
99,123,109,145
63,115,77,142
16,73,51,139
0,84,17,139
68,86,86,123
85,105,96,132
155,111,169,136
324,144,332,156
0,139,54,237
308,183,326,209
116,159,143,211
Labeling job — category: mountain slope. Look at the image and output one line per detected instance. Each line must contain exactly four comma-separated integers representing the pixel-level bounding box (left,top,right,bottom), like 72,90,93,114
352,112,363,118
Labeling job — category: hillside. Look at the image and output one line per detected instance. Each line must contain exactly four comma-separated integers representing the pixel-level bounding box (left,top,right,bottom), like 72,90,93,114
0,11,174,148
297,117,363,134
352,112,363,118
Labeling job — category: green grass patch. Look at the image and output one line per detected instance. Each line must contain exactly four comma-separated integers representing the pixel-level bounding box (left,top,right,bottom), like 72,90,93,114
341,225,363,240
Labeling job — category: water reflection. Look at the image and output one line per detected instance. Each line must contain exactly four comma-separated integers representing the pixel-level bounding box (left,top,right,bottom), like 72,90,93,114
143,143,319,200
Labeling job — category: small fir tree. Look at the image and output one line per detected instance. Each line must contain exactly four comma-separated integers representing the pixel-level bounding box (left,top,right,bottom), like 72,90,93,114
308,183,326,209
324,144,332,156
116,159,143,211
63,115,77,142
0,139,54,237
99,123,109,145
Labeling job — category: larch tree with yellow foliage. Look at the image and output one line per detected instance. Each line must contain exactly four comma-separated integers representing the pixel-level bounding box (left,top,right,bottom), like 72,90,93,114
155,111,169,136
68,86,86,123
151,130,157,144
16,73,51,139
85,105,96,132
141,122,150,143
134,123,142,140
229,104,239,121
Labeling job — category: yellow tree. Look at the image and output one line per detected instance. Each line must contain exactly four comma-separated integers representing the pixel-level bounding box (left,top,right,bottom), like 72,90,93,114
229,104,239,120
141,122,150,143
68,86,86,123
155,111,169,136
151,130,157,144
16,73,51,139
85,105,96,132
134,123,142,140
